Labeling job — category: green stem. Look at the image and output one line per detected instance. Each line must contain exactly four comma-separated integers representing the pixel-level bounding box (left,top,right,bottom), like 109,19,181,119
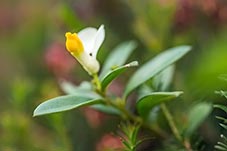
160,103,182,142
92,74,142,123
92,73,101,91
161,103,193,151
103,96,142,124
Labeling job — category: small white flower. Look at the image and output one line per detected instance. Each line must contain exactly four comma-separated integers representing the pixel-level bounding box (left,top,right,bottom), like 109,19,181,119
65,25,105,75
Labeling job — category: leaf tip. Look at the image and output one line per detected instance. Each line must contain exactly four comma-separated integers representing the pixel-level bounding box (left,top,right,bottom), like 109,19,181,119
213,104,218,108
181,45,192,50
126,61,139,67
175,91,184,96
33,108,40,117
33,114,37,117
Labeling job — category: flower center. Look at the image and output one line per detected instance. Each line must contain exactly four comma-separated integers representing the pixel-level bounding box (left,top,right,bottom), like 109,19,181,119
65,32,84,56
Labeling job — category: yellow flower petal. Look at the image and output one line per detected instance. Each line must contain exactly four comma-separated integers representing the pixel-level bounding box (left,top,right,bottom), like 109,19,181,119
65,32,84,56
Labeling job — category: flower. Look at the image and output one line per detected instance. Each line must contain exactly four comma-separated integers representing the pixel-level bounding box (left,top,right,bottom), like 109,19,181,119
65,25,105,75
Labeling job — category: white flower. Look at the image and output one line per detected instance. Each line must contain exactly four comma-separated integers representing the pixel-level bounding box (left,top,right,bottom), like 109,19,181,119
65,25,105,75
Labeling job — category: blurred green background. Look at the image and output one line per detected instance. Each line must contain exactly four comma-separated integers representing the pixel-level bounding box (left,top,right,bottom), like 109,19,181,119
0,0,227,150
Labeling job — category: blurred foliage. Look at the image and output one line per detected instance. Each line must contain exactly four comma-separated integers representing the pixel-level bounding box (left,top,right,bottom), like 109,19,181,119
0,0,227,150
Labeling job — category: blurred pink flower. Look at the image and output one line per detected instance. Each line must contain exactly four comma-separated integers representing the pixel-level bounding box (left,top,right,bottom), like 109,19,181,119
82,107,107,128
96,134,123,151
45,42,76,78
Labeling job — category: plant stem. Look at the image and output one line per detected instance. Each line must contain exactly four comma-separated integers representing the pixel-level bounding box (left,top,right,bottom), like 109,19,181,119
161,103,193,151
92,74,142,124
160,103,182,142
91,74,173,150
92,73,101,91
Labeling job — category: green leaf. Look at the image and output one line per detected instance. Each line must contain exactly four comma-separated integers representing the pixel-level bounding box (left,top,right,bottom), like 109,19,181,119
122,140,131,150
101,61,138,91
184,102,212,137
136,91,183,119
33,95,102,116
99,41,137,79
124,45,191,97
131,124,140,144
91,104,120,115
138,85,154,99
60,81,100,99
214,104,227,113
153,65,175,91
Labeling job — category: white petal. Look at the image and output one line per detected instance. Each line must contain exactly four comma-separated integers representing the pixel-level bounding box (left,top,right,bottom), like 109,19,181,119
92,25,105,58
78,27,97,54
77,52,100,75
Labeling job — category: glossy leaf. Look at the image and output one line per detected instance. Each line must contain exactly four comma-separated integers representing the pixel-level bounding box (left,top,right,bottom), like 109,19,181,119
184,102,212,137
101,61,138,91
33,95,102,116
136,91,183,119
99,41,137,79
91,104,120,115
124,45,191,97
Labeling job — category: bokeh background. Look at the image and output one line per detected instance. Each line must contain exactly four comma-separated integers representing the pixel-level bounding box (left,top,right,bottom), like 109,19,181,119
0,0,227,150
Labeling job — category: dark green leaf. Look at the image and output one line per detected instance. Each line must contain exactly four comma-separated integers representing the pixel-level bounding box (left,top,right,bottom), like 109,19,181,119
33,95,102,116
184,102,212,137
136,91,183,119
124,45,191,97
100,41,137,79
101,61,138,91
